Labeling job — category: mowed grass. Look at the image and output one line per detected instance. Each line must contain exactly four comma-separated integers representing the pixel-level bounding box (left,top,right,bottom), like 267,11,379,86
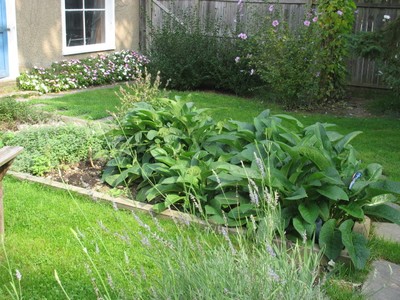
0,177,185,299
29,85,122,120
29,88,400,181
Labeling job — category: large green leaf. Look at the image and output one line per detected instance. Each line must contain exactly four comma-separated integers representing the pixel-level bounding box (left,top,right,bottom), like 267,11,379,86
318,219,343,260
227,204,256,219
293,217,306,236
339,220,370,270
299,202,319,224
364,204,400,225
297,146,332,170
334,131,362,153
213,192,249,206
338,202,364,219
146,184,181,201
367,180,400,198
165,194,185,207
285,186,307,200
365,163,383,181
317,185,349,201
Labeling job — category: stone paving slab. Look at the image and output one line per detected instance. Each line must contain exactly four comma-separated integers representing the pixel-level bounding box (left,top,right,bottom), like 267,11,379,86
362,260,400,299
374,222,400,243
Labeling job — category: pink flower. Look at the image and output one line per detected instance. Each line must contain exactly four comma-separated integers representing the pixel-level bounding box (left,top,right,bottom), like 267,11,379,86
235,56,240,63
304,20,310,27
337,10,343,16
237,33,248,40
312,16,318,22
268,5,274,12
272,20,279,27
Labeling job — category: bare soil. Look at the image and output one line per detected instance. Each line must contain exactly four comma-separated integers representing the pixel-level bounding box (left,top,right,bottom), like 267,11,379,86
45,160,111,193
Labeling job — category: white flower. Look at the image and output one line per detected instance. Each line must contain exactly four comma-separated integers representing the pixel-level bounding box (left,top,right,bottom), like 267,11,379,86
384,15,391,20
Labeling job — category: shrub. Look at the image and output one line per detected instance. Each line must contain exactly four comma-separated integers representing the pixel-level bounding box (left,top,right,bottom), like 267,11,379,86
247,6,321,108
246,2,356,108
147,6,262,95
4,125,106,175
103,97,400,269
17,50,149,94
0,97,48,130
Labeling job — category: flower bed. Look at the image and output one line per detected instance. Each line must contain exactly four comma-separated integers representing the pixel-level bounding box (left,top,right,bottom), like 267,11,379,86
17,50,149,93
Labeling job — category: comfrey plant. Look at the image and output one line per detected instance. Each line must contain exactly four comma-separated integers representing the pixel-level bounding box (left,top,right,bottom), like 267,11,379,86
104,96,400,269
17,50,149,93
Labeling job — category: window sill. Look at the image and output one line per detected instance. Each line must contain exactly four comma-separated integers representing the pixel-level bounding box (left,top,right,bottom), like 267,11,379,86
62,43,116,56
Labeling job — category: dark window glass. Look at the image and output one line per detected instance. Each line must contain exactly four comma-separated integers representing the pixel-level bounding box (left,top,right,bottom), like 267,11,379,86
65,0,83,9
85,0,105,9
66,11,84,46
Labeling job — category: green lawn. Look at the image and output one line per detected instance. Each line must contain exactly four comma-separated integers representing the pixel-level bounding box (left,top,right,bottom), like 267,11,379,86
0,177,182,299
29,85,122,120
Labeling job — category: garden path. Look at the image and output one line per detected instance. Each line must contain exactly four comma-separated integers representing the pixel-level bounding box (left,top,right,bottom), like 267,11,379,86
362,215,400,299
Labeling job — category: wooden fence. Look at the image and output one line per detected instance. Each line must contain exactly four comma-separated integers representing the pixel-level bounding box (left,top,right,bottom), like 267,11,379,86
140,0,400,89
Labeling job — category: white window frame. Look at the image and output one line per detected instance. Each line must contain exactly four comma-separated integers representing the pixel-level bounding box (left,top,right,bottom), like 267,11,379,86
61,0,115,55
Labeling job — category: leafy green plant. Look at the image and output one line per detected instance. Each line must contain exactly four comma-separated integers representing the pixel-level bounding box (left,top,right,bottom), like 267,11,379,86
104,97,400,269
103,99,400,268
4,125,106,175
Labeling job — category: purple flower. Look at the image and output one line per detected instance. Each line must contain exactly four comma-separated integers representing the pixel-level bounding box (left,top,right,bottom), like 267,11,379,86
312,16,318,22
235,56,240,63
337,10,343,16
304,20,311,27
272,20,279,27
237,32,248,40
268,5,274,12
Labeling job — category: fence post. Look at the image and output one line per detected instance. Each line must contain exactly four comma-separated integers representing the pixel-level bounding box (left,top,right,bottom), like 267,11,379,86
0,146,23,243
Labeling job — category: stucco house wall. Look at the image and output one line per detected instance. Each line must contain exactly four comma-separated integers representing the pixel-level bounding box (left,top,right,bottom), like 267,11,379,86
15,0,140,72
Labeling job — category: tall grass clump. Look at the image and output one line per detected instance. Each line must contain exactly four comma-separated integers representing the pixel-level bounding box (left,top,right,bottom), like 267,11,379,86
114,68,169,117
55,184,325,299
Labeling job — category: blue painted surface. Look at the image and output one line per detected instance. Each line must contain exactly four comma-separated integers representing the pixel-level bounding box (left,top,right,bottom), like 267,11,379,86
0,0,9,78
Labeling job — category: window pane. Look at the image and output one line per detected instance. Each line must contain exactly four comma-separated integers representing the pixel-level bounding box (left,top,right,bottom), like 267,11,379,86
65,0,83,9
85,0,105,9
85,11,105,45
66,11,84,46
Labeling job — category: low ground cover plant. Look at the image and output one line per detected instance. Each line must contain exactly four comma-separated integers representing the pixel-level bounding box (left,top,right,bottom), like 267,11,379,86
104,96,400,269
0,97,48,130
2,124,106,175
17,50,149,93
